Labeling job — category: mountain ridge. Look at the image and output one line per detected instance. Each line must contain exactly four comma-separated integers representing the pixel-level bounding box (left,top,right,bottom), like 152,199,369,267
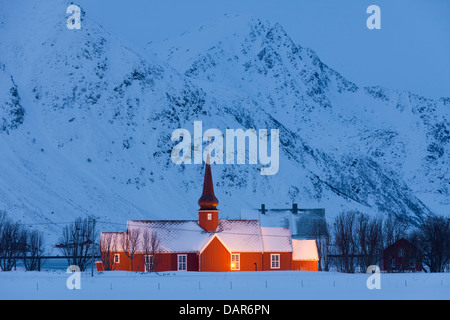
0,4,448,241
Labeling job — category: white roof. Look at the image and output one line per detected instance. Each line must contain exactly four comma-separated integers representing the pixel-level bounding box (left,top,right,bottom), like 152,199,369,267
260,227,292,252
126,219,265,253
100,232,125,251
292,239,319,261
127,220,210,253
214,220,263,252
102,221,320,259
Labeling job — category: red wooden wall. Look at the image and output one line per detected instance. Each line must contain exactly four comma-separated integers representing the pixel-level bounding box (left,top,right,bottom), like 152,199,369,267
198,210,219,232
238,252,263,271
98,252,199,272
292,260,318,271
97,239,319,273
98,250,305,272
200,237,230,271
262,252,292,271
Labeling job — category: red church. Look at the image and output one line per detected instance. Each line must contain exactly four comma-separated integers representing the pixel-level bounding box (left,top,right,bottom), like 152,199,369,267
97,160,319,272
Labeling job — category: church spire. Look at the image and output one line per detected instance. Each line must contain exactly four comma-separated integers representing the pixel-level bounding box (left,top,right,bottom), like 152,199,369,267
198,155,219,210
198,155,219,232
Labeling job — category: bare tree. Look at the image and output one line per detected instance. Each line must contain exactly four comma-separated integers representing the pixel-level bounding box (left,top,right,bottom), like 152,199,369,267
0,214,24,271
384,215,407,246
142,229,161,272
355,214,383,272
0,211,47,271
58,217,98,271
312,219,330,271
100,233,119,271
416,215,450,273
382,215,409,273
121,228,141,271
333,210,358,273
21,229,46,271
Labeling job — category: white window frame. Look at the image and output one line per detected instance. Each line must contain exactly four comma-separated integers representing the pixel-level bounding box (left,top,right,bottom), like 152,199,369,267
114,254,120,264
144,255,154,272
271,254,280,269
231,254,240,270
177,254,187,271
144,255,153,264
207,213,212,220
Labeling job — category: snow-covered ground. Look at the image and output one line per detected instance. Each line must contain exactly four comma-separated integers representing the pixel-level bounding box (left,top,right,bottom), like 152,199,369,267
0,270,448,300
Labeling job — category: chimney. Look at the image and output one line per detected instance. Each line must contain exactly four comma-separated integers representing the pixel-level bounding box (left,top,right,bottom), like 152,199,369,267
198,155,219,232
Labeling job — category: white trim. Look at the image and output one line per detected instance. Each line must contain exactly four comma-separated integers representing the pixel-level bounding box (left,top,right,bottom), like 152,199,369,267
270,253,280,269
144,255,154,272
199,234,232,254
177,254,187,271
114,253,120,264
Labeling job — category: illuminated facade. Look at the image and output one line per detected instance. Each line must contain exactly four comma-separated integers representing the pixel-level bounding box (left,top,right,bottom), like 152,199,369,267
97,161,319,272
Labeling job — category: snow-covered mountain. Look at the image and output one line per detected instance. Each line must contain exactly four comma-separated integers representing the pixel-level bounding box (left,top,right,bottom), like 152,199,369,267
0,1,448,239
146,15,449,220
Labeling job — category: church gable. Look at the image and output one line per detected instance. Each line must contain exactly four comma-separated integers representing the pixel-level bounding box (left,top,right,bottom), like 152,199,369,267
98,159,320,272
200,235,231,272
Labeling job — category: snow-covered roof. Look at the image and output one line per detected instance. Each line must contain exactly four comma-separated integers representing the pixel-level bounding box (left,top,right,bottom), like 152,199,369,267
292,239,319,261
126,219,265,253
260,227,292,252
127,220,211,253
214,220,263,252
107,220,318,256
100,232,126,251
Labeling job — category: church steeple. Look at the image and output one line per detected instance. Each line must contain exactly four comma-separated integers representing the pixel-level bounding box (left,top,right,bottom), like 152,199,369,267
198,155,219,232
198,155,219,210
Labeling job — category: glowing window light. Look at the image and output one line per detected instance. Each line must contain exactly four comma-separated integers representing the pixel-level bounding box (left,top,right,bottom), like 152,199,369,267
231,254,240,270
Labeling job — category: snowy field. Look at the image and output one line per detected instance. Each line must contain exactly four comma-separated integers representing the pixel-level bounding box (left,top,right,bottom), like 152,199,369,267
0,270,448,300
